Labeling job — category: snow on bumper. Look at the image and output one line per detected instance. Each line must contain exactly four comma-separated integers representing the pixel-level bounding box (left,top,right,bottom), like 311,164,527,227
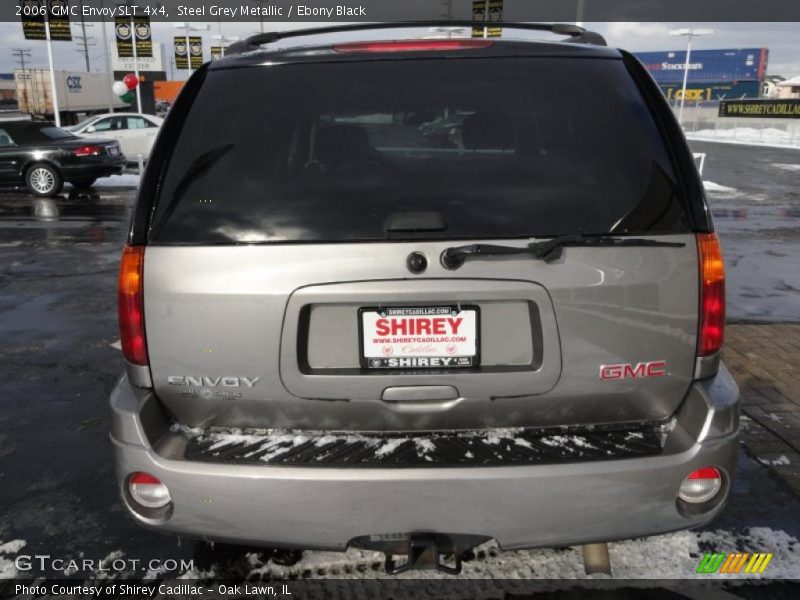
109,367,739,551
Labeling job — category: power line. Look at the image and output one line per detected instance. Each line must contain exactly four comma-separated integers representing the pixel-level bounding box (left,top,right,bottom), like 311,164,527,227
74,34,97,71
75,0,95,71
12,48,33,72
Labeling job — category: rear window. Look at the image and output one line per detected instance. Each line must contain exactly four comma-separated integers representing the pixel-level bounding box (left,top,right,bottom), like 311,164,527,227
149,57,689,244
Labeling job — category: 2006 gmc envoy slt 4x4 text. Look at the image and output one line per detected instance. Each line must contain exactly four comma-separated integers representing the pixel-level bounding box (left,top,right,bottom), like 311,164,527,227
110,23,739,575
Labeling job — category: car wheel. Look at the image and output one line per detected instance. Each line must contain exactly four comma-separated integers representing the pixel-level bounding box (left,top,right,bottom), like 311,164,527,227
26,163,63,197
69,178,97,189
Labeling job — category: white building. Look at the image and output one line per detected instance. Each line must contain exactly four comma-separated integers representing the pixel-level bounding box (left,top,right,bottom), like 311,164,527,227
776,75,800,99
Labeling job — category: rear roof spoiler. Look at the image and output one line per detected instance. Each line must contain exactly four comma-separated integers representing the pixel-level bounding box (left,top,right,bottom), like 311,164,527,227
226,21,607,55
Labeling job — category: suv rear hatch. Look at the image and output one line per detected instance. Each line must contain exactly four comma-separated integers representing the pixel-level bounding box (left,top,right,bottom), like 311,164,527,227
134,46,703,431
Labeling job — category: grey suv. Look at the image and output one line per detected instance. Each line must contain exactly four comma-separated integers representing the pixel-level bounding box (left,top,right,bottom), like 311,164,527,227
111,23,739,574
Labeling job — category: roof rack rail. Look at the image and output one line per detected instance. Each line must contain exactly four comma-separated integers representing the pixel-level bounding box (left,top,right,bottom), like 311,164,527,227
226,21,607,55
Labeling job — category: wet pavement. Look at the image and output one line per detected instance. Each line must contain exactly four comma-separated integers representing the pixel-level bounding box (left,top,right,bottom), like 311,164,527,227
0,141,799,590
690,141,800,322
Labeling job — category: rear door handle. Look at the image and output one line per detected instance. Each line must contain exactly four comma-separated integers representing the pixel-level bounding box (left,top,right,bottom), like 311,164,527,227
381,386,459,403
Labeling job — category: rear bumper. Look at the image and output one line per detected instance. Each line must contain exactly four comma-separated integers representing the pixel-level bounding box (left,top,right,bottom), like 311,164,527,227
109,366,739,551
61,160,126,179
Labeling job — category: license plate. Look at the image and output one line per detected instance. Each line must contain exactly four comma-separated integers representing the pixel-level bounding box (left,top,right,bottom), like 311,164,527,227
360,306,479,369
107,146,120,156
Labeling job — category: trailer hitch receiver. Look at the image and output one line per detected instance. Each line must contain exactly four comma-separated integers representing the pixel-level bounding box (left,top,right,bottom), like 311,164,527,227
384,533,462,575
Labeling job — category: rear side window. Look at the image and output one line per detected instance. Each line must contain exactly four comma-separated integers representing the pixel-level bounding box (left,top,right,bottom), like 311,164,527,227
127,117,154,129
0,128,13,147
150,57,689,244
94,117,126,131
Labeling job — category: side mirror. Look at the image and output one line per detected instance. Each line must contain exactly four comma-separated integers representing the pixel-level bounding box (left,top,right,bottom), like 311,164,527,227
86,126,96,133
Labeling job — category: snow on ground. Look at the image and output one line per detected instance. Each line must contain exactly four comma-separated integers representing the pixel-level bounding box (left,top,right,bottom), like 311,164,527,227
0,539,25,578
771,163,800,172
701,179,769,203
759,455,791,466
722,238,800,322
700,161,800,322
687,127,800,149
703,181,738,194
167,525,800,581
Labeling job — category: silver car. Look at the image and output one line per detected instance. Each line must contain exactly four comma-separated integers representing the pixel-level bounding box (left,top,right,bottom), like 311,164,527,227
110,23,738,575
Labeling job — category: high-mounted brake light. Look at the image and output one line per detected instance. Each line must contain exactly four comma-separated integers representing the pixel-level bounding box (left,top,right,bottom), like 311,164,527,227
118,245,148,365
73,145,103,157
697,233,725,356
333,39,494,53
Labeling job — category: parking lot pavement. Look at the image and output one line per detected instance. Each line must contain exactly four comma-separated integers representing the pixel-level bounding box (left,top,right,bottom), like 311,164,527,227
689,141,800,323
725,325,800,494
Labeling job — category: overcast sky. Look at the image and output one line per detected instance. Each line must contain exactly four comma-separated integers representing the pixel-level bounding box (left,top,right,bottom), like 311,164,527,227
0,21,798,79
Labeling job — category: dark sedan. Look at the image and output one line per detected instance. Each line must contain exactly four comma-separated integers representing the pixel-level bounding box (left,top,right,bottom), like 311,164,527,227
0,120,126,197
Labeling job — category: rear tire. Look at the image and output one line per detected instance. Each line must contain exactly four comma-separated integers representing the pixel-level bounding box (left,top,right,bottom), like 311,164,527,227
26,163,63,197
69,178,97,189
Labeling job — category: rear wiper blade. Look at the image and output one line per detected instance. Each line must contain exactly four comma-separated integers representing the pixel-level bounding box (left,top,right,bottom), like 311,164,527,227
440,235,686,269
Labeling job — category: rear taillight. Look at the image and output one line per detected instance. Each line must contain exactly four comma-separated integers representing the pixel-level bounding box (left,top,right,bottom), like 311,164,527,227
697,233,725,356
678,467,722,504
333,39,493,53
73,144,103,157
118,245,147,365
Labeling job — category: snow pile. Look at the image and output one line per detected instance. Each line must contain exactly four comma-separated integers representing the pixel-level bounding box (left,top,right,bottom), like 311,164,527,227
759,455,791,466
703,181,738,194
687,127,799,148
0,539,26,579
771,163,800,172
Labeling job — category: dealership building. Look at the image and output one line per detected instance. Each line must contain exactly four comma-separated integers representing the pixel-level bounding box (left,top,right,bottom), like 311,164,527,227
634,48,769,101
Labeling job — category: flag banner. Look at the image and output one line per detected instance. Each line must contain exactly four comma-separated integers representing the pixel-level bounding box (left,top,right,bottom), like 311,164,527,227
47,0,72,40
133,16,153,58
189,36,204,68
174,36,189,69
116,15,151,58
472,0,502,38
20,0,72,41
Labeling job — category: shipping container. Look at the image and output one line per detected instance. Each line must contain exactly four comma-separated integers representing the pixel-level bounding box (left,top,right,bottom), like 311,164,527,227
634,48,769,84
14,69,126,121
660,80,762,101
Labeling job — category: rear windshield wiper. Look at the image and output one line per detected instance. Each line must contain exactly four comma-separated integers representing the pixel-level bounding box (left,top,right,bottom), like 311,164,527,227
441,235,686,269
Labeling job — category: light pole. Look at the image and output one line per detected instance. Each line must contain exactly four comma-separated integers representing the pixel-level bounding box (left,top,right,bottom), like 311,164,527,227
131,16,142,113
99,0,114,112
249,1,269,34
44,9,61,127
669,28,714,127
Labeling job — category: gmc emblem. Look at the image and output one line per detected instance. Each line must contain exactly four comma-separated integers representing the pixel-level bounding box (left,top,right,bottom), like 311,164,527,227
599,361,667,380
